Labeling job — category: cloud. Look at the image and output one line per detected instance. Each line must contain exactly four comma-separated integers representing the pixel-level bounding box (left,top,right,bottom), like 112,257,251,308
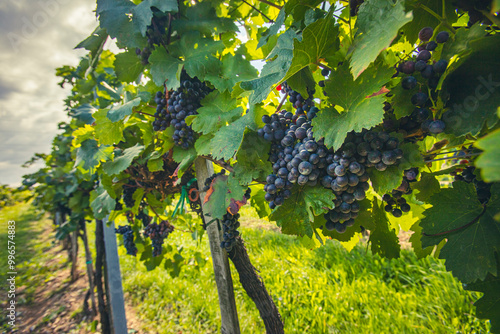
0,0,97,185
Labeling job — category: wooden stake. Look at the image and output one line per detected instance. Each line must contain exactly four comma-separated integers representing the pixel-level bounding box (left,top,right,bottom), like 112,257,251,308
194,157,241,334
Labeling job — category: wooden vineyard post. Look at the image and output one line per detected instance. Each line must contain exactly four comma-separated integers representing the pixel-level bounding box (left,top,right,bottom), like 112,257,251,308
194,157,241,334
102,217,128,334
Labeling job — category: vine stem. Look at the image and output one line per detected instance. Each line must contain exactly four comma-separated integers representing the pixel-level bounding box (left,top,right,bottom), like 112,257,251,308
317,62,333,72
134,110,159,118
242,0,274,23
275,92,288,113
417,3,442,21
480,10,500,27
255,0,282,10
424,152,481,163
423,206,487,237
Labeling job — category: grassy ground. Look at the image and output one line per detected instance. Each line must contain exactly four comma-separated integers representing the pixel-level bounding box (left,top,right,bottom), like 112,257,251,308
0,202,492,333
118,213,491,334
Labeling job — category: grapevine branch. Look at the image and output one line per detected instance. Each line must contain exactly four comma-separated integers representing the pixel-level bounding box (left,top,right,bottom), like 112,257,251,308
423,206,487,237
200,155,235,173
241,0,274,23
255,0,282,10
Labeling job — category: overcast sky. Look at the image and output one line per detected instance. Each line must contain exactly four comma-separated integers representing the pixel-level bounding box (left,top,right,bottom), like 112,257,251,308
0,0,97,186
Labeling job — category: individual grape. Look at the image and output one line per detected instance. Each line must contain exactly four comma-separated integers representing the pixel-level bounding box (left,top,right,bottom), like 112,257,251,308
411,92,428,106
433,59,448,73
419,27,434,41
416,50,432,61
428,120,446,134
421,65,435,79
415,60,427,72
392,208,403,218
402,61,416,74
402,76,417,90
436,31,449,43
426,41,438,51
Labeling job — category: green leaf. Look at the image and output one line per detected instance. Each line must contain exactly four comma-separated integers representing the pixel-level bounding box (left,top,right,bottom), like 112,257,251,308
114,50,144,83
200,104,265,160
103,144,144,176
465,272,500,332
205,53,258,92
131,0,177,36
283,10,338,82
233,132,272,185
440,25,487,62
269,186,336,237
421,182,500,283
350,0,412,78
90,184,116,219
204,174,246,220
442,35,500,137
107,98,141,122
172,146,197,178
402,0,458,44
190,91,243,135
171,31,224,81
75,27,107,58
390,80,417,119
240,29,298,104
96,0,145,49
75,139,113,174
257,7,285,49
69,104,96,125
409,221,434,259
93,109,124,145
312,62,393,151
369,142,425,195
149,48,183,90
369,198,401,259
285,67,316,99
147,157,164,172
413,172,441,202
171,2,237,35
475,129,500,182
249,187,271,219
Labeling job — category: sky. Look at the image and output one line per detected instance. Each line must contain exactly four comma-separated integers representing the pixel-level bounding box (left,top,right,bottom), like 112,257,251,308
0,0,97,186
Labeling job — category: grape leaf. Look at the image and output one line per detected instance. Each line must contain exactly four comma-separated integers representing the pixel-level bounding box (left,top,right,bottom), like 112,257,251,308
369,198,401,259
240,29,298,104
369,142,425,195
189,91,243,135
256,7,285,49
350,0,412,79
75,27,108,59
413,172,441,202
107,98,141,122
442,34,500,137
390,80,417,119
249,187,272,219
172,146,197,178
131,0,177,36
312,62,394,151
233,132,272,185
269,186,336,238
205,53,258,93
171,2,237,35
90,184,116,219
285,67,316,99
149,48,183,90
401,0,458,44
96,0,145,49
283,10,338,82
409,220,437,259
102,144,144,176
114,50,144,83
475,129,500,182
198,104,265,161
69,104,96,125
440,25,487,62
421,182,500,283
465,272,500,332
204,174,246,220
93,108,124,145
171,31,224,81
75,139,113,174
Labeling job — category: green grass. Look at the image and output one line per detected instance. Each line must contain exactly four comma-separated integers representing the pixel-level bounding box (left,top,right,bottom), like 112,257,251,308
119,226,491,334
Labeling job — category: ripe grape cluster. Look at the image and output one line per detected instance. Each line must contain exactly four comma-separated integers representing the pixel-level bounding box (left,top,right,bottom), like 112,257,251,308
123,181,137,208
382,168,418,217
153,75,212,149
397,27,451,135
221,212,241,252
115,225,138,256
260,84,404,233
453,166,492,204
143,220,174,257
136,209,152,227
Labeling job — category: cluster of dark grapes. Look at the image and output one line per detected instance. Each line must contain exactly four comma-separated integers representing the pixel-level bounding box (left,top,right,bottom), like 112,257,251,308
135,13,169,65
202,170,227,192
136,210,152,227
260,85,405,233
452,166,492,204
114,198,123,211
152,75,212,149
143,220,174,257
382,168,418,217
397,27,451,135
454,0,494,27
221,187,251,251
115,225,138,256
123,181,137,208
322,131,402,232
